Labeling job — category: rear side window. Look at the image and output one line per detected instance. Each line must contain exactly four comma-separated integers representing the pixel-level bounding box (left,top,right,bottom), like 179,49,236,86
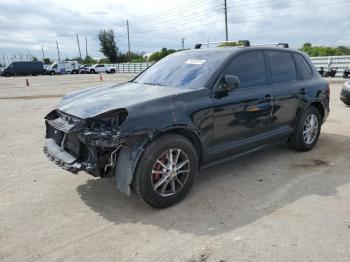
294,53,313,80
267,51,297,83
224,51,267,88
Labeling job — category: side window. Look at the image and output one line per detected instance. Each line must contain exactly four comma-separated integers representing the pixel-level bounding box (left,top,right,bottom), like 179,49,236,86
224,51,267,88
267,51,297,83
294,53,313,80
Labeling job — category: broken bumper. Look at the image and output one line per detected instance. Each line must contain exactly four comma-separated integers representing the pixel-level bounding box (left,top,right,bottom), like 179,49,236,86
43,138,83,173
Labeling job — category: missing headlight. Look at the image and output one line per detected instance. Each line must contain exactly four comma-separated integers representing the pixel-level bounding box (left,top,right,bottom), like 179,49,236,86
89,109,128,130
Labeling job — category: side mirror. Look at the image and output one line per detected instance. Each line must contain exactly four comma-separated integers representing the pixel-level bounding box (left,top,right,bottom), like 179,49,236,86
221,75,240,91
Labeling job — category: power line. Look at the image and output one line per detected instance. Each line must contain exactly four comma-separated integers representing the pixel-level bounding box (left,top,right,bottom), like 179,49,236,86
131,0,217,20
129,0,349,34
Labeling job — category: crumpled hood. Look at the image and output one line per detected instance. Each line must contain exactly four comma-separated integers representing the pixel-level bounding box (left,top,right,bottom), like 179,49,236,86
58,82,191,119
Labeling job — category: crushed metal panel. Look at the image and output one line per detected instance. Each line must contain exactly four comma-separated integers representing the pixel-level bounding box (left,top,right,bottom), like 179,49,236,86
115,138,149,196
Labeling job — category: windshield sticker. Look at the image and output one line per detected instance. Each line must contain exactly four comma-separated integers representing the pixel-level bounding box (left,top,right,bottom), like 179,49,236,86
185,59,206,65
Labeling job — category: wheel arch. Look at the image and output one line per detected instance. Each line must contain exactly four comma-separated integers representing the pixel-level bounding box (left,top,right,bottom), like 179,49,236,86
309,100,325,120
159,127,204,165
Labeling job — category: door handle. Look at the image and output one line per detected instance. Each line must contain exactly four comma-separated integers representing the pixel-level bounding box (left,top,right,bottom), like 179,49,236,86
299,88,307,95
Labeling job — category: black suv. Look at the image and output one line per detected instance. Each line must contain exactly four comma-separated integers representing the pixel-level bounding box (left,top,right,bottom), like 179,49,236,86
44,43,330,208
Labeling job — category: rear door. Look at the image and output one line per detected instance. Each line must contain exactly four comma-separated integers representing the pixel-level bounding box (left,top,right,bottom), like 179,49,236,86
211,50,274,150
267,50,303,131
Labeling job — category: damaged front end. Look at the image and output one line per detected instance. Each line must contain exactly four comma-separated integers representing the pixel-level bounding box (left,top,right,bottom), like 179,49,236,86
44,108,154,195
44,109,129,177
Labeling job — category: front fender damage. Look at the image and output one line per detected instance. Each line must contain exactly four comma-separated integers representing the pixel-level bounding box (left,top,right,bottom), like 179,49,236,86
115,137,149,196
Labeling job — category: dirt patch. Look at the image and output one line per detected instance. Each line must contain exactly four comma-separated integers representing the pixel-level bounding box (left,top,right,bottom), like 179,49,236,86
294,159,330,168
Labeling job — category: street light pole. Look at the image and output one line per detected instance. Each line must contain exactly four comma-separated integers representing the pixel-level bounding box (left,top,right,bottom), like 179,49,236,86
127,19,131,63
56,41,61,61
224,0,228,41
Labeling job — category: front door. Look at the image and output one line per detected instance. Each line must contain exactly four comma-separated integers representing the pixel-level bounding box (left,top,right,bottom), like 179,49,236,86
211,50,274,152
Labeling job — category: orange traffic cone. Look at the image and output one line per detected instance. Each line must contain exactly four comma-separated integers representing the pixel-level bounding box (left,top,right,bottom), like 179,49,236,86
26,78,30,87
99,74,103,81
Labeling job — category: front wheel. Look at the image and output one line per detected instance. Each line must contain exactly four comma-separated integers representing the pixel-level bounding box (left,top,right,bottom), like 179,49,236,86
132,134,198,208
290,106,321,152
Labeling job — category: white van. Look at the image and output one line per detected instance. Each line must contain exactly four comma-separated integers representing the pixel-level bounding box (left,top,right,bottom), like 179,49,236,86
46,61,80,75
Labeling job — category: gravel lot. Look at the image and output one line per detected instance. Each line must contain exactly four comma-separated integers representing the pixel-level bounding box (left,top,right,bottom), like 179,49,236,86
0,74,349,262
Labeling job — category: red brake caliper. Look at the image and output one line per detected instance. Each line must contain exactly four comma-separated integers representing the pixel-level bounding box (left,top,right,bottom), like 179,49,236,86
153,156,165,182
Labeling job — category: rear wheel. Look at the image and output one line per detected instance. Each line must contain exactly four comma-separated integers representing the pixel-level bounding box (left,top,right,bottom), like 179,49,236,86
110,69,116,74
32,71,38,76
133,134,198,208
90,69,95,74
290,106,321,151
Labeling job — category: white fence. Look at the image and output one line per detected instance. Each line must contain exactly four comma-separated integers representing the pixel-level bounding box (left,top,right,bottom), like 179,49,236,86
108,62,153,73
310,55,350,78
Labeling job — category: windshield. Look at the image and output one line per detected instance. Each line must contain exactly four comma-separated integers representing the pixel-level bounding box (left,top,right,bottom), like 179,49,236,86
134,50,231,89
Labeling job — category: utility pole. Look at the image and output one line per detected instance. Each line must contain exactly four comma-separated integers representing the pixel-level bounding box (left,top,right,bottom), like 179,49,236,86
127,19,131,63
181,38,185,50
76,34,82,60
56,40,61,61
41,46,45,60
85,35,88,58
224,0,228,41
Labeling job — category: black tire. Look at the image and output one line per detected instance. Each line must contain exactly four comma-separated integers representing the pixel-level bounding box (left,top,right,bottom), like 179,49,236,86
290,106,322,152
90,69,95,74
132,134,198,208
50,71,55,75
110,69,116,74
5,72,10,77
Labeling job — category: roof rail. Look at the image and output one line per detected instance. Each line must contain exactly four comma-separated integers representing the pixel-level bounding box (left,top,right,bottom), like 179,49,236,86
194,41,289,49
250,42,289,48
195,40,250,49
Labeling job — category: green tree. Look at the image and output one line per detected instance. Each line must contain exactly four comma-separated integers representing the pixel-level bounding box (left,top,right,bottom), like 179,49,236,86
43,58,51,64
98,29,118,62
32,56,38,61
97,58,110,64
299,43,350,57
148,48,177,62
83,55,97,64
71,57,83,63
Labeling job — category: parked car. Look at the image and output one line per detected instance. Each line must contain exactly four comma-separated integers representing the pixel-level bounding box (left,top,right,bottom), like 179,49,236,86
87,64,116,74
340,81,350,105
1,61,44,77
46,61,80,75
43,44,330,208
78,64,91,74
317,67,325,77
343,68,350,78
324,67,337,78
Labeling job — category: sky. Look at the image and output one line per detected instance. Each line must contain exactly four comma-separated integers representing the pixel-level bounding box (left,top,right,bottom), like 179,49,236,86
0,0,350,61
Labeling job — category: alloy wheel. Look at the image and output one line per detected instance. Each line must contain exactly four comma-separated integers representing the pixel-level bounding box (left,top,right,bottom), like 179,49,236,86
151,148,190,197
303,113,319,145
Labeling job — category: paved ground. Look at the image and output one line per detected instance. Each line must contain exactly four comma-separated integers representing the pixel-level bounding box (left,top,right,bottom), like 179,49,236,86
0,74,349,262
